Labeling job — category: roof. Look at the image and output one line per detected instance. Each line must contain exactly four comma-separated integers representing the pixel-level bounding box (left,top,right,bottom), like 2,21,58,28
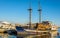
2,21,10,24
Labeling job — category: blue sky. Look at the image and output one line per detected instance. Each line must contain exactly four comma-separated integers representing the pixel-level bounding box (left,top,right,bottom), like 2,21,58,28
0,0,60,26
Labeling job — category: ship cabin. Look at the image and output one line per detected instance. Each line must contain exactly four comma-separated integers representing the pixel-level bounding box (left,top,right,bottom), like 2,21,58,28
30,21,52,31
36,21,52,31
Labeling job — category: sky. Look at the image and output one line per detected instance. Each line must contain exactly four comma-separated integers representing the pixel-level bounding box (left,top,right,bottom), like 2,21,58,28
0,0,60,26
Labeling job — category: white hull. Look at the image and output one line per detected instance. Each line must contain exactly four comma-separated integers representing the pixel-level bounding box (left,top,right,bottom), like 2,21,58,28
24,29,50,35
24,29,49,32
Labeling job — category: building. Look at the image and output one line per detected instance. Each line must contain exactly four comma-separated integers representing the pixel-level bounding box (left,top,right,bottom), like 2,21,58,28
0,21,16,30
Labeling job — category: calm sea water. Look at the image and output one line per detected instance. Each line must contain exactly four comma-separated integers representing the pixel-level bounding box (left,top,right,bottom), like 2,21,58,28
0,28,60,38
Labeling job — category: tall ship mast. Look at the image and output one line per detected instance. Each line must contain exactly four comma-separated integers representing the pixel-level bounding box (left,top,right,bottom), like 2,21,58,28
38,0,42,23
28,0,32,29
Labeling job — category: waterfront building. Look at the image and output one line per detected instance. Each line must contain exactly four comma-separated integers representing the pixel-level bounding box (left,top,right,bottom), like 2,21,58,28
0,21,16,30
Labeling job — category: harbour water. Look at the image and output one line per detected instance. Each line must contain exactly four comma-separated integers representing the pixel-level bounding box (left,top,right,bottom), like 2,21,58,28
0,28,60,38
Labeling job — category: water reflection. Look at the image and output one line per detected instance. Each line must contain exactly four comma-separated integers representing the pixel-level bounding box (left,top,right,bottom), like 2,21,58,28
0,31,59,38
0,33,51,38
24,35,51,38
0,33,16,38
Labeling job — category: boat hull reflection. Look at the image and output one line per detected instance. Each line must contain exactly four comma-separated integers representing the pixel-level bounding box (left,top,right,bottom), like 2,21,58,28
0,31,58,38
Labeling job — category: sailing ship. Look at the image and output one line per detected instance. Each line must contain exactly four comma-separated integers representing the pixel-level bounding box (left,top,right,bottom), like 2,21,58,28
15,0,57,35
4,0,57,35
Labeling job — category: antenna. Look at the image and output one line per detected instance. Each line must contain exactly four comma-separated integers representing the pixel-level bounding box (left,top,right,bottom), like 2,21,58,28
28,0,32,29
38,0,42,23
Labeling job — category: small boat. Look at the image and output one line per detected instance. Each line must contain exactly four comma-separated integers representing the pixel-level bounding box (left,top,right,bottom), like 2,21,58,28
6,30,17,35
16,26,28,35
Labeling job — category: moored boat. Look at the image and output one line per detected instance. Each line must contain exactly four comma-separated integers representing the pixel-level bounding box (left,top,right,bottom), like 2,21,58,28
16,26,28,35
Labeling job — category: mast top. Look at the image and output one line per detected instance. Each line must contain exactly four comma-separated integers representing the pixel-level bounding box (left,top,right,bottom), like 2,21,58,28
38,0,42,23
28,0,32,11
38,0,42,11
